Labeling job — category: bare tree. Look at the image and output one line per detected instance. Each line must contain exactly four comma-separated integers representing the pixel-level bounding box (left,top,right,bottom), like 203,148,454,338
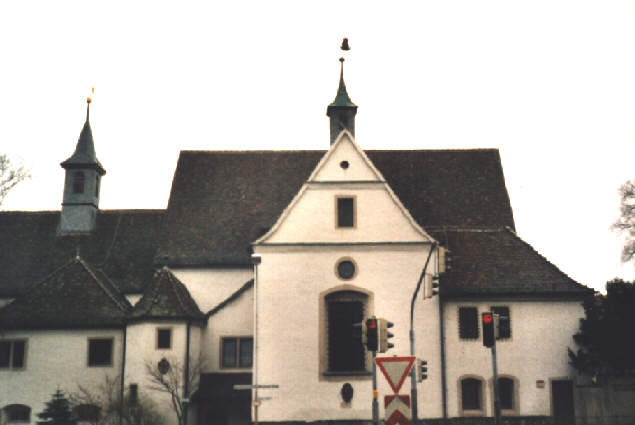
69,374,164,425
0,154,29,206
145,356,203,425
613,179,635,264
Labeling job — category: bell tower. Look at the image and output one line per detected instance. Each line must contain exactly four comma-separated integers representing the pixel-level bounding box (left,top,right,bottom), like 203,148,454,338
326,56,357,145
58,97,106,235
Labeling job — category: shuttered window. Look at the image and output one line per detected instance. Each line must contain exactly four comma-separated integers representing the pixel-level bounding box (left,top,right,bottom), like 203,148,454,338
0,340,26,369
491,306,511,339
327,299,365,372
458,307,479,339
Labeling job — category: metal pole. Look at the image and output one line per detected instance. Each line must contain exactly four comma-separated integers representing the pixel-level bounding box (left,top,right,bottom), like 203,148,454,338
409,329,418,424
491,340,501,425
372,351,379,425
409,243,437,425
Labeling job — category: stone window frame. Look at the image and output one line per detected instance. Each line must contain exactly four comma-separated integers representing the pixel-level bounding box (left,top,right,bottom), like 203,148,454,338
458,374,486,417
2,404,31,423
87,337,114,367
0,339,27,370
488,374,520,415
219,336,253,369
319,284,373,381
335,195,357,228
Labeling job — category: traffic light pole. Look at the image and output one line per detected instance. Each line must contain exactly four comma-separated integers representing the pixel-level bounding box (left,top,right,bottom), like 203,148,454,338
409,243,437,425
372,350,379,425
491,340,501,425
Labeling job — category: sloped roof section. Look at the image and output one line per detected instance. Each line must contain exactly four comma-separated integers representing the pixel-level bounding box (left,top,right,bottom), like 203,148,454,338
0,258,130,329
0,210,164,297
157,149,515,266
429,228,592,298
130,267,205,323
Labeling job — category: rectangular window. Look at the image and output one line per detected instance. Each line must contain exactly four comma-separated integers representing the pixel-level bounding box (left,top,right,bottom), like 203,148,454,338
458,307,479,339
88,338,113,367
221,337,253,368
491,306,511,339
461,378,482,410
0,340,26,369
337,197,355,227
157,328,172,349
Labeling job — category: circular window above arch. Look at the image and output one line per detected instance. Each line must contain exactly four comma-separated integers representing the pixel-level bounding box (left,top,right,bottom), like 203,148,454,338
336,258,357,280
340,160,350,169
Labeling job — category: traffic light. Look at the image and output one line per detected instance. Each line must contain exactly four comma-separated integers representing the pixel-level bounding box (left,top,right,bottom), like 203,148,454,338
352,321,367,346
482,312,495,348
417,359,428,382
378,318,394,352
366,318,378,352
425,274,440,298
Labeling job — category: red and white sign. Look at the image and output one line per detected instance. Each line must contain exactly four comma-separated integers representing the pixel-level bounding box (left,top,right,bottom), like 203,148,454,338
375,356,416,394
385,395,411,425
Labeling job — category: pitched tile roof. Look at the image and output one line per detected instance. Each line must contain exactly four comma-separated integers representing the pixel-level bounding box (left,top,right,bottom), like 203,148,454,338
157,149,515,266
129,267,205,322
429,227,592,298
0,210,164,297
0,258,130,329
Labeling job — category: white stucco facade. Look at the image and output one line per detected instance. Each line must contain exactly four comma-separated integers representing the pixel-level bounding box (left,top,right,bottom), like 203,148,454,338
0,328,123,423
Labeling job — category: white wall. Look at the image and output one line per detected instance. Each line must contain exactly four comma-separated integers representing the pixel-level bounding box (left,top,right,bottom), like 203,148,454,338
172,268,252,314
0,328,123,424
205,286,254,374
252,244,438,422
443,299,584,418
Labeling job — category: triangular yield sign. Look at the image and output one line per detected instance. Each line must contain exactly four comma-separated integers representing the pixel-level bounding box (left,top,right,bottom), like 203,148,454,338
375,356,416,393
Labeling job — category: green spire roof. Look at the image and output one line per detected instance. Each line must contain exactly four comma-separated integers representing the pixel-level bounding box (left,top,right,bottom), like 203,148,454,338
329,58,357,108
61,101,106,175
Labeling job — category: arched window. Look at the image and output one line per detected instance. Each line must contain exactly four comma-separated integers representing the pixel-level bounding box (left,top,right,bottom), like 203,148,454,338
74,404,100,423
325,290,368,373
72,171,85,194
459,376,485,416
3,404,31,423
498,377,514,410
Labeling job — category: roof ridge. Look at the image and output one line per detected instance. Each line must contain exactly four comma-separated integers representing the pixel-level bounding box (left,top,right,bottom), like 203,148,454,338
77,259,130,312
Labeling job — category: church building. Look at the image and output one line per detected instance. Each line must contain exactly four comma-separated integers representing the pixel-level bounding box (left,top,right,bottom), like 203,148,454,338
0,58,591,425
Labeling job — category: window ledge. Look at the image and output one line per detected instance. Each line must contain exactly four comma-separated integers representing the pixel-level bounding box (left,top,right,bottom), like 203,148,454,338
323,371,372,377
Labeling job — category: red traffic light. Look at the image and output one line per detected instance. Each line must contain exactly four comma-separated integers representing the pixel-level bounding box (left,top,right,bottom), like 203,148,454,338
483,313,493,324
368,320,377,328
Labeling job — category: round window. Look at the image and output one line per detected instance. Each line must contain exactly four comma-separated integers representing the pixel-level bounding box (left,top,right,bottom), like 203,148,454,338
337,259,356,280
340,160,350,169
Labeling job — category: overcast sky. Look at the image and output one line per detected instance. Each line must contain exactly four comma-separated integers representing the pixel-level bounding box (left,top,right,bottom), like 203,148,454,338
1,1,634,293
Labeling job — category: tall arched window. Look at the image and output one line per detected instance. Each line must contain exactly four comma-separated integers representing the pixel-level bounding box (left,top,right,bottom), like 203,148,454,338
325,290,368,373
72,171,85,194
3,404,31,423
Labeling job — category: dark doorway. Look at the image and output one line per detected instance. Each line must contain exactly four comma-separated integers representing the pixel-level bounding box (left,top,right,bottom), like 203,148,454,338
198,373,252,425
552,379,575,425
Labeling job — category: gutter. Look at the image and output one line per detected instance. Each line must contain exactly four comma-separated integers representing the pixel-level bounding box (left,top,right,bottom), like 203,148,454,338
183,320,191,425
438,295,448,419
120,324,127,425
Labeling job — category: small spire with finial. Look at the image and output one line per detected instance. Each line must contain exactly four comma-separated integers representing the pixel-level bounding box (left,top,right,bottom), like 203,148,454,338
86,87,94,119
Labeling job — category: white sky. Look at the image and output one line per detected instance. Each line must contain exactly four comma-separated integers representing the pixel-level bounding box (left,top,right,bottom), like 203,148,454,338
1,1,634,293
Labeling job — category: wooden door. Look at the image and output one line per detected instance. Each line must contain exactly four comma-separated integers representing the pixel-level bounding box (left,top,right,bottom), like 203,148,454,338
552,379,575,425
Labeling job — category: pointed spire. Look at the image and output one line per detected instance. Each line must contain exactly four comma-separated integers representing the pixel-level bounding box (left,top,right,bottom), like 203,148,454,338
329,57,356,108
61,96,105,176
327,42,358,145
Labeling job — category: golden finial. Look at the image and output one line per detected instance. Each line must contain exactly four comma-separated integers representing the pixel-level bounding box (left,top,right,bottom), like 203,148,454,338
87,87,94,104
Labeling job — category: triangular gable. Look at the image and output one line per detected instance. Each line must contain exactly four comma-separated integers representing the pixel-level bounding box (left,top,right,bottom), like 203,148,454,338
0,258,130,329
255,130,435,245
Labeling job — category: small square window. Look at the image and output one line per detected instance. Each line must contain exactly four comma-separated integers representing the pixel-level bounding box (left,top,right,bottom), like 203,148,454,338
157,329,172,349
221,337,253,368
88,338,113,367
337,197,355,228
0,340,27,369
458,307,479,339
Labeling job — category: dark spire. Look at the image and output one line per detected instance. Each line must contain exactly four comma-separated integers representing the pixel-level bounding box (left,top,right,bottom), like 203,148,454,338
60,97,106,176
327,49,358,144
